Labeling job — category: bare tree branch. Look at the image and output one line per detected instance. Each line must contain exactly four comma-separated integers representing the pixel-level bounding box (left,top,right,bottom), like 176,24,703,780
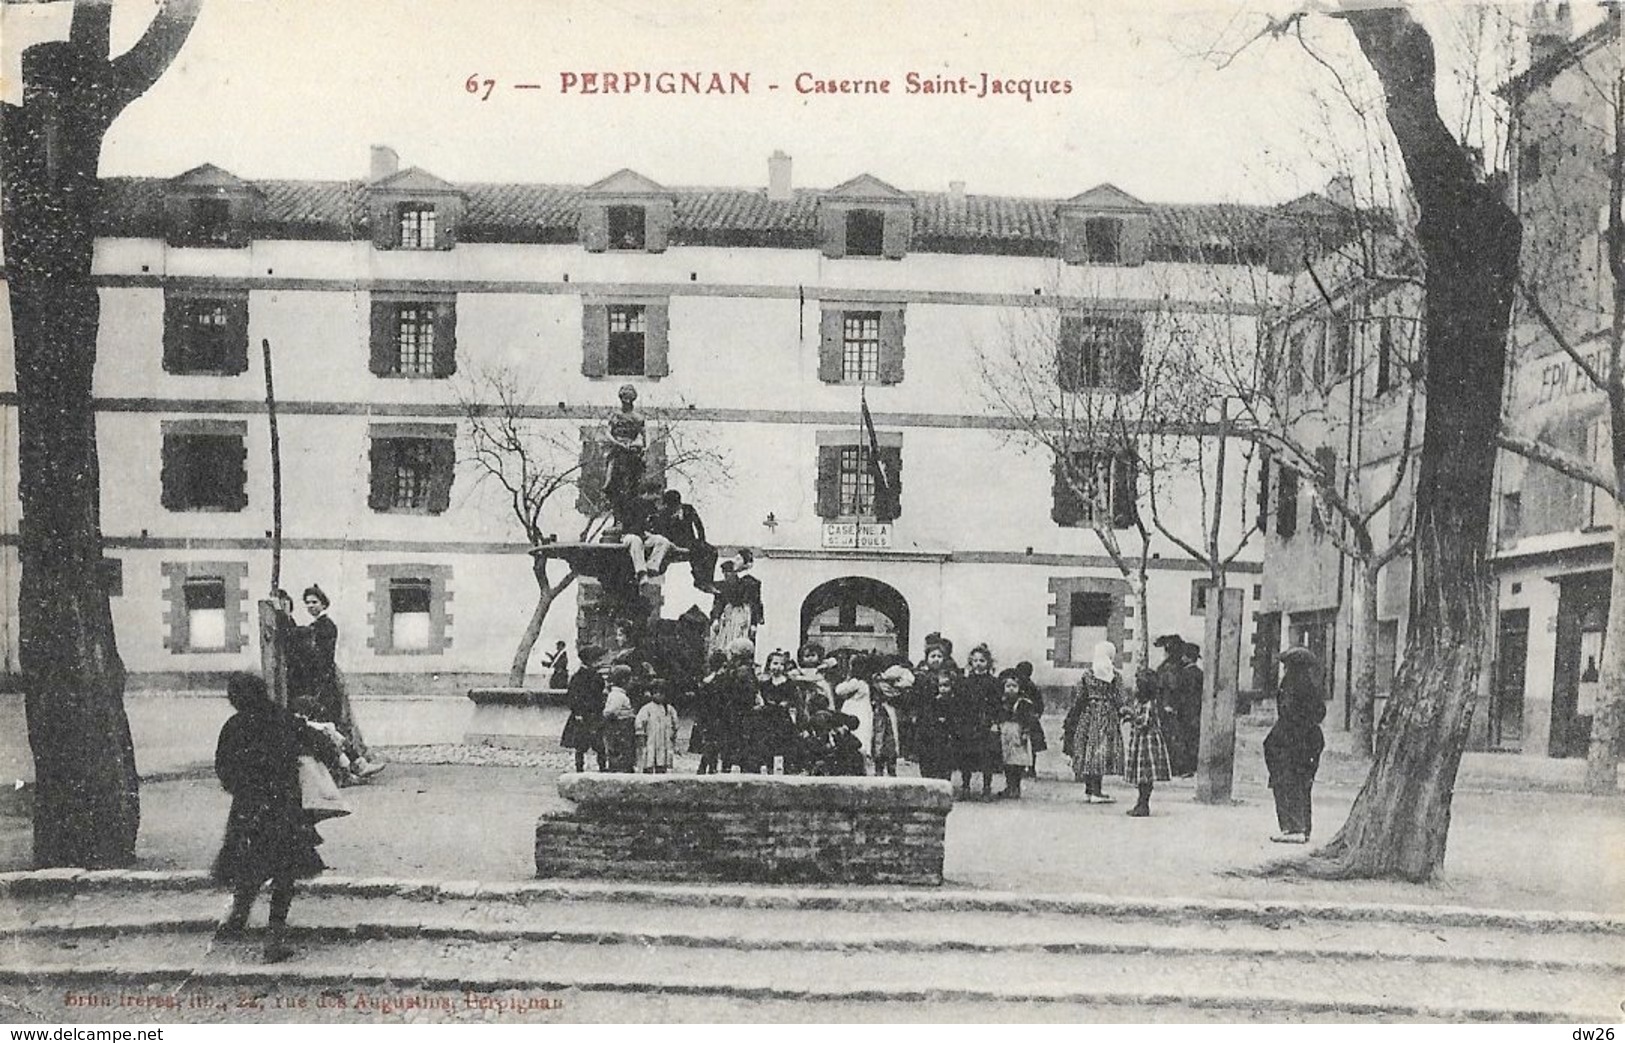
107,0,203,114
1498,427,1619,496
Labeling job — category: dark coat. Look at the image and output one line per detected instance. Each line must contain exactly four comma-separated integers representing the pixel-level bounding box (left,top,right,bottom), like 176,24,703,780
806,729,867,776
290,614,341,722
757,676,801,758
951,672,1001,772
1264,678,1326,788
212,704,327,889
913,691,957,778
559,666,607,752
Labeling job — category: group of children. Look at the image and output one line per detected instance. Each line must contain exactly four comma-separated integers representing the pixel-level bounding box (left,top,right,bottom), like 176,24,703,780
561,632,1060,800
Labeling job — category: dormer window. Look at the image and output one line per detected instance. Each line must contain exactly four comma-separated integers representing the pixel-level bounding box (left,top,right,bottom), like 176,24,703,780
397,204,438,249
608,205,647,250
1082,217,1123,264
846,209,886,257
163,164,261,249
192,198,233,244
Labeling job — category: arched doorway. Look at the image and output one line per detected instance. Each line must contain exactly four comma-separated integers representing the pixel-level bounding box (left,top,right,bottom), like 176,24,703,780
800,577,909,658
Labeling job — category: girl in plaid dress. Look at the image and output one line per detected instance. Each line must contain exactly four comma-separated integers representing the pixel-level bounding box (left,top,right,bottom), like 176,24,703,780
1123,667,1173,816
1062,641,1125,803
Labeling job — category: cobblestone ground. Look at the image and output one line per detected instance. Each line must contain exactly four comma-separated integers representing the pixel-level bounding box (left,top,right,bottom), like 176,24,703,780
3,723,1622,913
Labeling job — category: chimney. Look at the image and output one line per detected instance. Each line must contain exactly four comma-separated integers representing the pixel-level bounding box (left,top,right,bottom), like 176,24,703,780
1528,2,1574,65
948,180,966,204
1325,175,1356,211
370,145,400,183
767,150,792,201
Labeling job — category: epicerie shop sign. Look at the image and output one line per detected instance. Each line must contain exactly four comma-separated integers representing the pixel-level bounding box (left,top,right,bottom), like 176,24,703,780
822,522,893,550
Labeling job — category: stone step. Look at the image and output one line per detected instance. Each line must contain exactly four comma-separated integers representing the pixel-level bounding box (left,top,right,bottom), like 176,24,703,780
0,923,1615,1021
8,889,1624,969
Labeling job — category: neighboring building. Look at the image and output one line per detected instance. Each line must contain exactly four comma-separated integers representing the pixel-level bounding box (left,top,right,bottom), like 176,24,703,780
1254,227,1424,735
1491,4,1624,758
0,147,1326,699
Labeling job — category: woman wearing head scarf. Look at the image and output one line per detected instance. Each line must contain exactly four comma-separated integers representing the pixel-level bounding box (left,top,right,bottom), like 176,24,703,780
1062,640,1127,803
1264,646,1327,843
211,672,334,962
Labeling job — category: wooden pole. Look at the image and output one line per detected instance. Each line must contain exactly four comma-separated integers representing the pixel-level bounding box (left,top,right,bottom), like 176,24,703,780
258,337,287,705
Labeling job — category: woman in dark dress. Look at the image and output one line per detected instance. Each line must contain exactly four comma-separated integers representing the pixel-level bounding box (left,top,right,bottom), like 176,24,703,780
1265,646,1327,843
1062,640,1126,803
758,650,801,774
298,585,384,780
559,645,608,772
212,672,333,963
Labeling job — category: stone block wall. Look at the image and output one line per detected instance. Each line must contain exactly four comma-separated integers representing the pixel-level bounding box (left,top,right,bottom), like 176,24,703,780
535,774,952,885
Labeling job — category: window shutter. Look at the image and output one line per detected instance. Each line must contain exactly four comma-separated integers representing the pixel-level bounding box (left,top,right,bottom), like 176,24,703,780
371,200,396,250
582,303,609,377
877,308,906,384
226,436,249,512
1116,321,1144,392
1059,214,1088,265
646,428,668,489
1111,456,1137,529
645,202,671,253
1057,316,1082,392
369,299,395,376
162,295,185,373
580,205,609,253
1257,447,1272,533
437,201,459,251
1120,215,1150,266
426,437,456,514
881,210,911,260
875,445,903,521
224,297,250,375
1051,455,1084,527
818,207,847,259
1277,466,1299,539
815,445,841,519
576,429,608,517
818,309,844,383
643,302,670,378
368,438,397,512
432,298,458,377
160,436,184,510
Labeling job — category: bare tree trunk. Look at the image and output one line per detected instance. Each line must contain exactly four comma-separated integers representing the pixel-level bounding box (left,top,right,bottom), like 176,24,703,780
1584,501,1625,793
1349,559,1381,757
1,2,201,867
508,559,575,687
1301,7,1520,880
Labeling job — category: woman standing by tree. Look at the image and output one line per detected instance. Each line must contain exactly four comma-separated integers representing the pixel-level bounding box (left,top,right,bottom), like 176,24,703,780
1265,647,1327,844
1063,641,1126,804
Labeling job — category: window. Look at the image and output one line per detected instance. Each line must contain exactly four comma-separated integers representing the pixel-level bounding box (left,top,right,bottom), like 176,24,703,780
191,198,232,244
607,305,648,375
1587,418,1610,529
163,293,248,375
370,295,456,378
1191,579,1214,616
397,204,437,249
392,305,435,376
815,435,903,521
608,205,647,250
1329,317,1353,382
389,578,433,651
160,422,248,512
1277,465,1300,538
184,578,228,651
820,305,905,384
1286,328,1308,396
1083,216,1123,264
838,445,877,517
161,561,249,654
1052,450,1137,529
1257,447,1272,534
842,312,882,382
367,563,453,655
1048,576,1127,668
1057,315,1144,393
1501,491,1523,540
846,209,885,257
368,425,456,515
